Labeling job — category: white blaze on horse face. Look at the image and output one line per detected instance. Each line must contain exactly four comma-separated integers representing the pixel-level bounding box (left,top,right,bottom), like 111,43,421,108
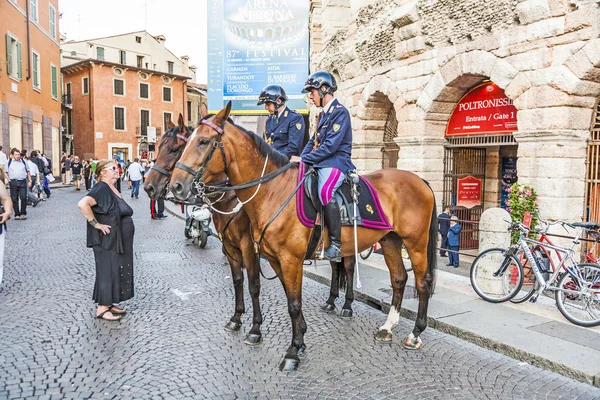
179,127,199,162
380,306,400,333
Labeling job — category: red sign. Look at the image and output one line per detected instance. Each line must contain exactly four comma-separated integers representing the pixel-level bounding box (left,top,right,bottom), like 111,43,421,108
457,176,482,209
141,150,148,159
445,82,518,137
523,212,532,228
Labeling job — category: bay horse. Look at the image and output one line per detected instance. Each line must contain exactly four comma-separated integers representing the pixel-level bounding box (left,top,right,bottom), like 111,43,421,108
144,114,265,345
169,103,437,372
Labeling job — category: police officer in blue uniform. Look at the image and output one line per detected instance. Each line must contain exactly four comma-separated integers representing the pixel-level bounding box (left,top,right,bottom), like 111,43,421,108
290,71,355,262
257,85,305,157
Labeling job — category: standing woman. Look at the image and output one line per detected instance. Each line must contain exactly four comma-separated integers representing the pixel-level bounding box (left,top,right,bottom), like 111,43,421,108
0,169,13,285
82,160,92,191
77,159,135,321
116,163,123,193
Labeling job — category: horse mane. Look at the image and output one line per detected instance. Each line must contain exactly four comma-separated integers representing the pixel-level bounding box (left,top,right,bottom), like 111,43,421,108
201,115,294,169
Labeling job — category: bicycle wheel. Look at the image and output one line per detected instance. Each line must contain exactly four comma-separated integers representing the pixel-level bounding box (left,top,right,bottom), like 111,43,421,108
360,246,374,260
470,248,524,303
555,263,600,327
510,247,543,304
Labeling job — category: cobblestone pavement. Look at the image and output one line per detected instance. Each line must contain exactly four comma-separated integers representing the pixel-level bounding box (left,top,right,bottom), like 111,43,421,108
1,187,599,400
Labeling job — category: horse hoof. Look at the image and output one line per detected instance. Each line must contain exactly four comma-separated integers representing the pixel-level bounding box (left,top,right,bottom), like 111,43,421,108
279,356,300,372
402,333,423,350
339,308,353,318
224,320,242,332
244,333,263,346
374,330,393,342
297,345,307,356
321,304,336,313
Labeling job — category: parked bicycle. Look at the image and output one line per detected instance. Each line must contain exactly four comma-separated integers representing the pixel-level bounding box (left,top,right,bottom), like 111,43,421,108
470,220,600,327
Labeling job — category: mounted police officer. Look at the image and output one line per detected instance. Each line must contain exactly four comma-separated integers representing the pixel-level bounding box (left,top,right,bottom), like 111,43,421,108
257,84,305,157
290,71,355,262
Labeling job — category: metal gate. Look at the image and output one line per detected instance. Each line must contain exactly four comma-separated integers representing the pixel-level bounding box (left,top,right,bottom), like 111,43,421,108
443,147,486,249
381,107,399,169
583,98,600,256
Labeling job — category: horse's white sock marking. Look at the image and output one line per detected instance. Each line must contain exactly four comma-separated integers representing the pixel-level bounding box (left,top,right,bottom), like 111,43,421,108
379,306,400,332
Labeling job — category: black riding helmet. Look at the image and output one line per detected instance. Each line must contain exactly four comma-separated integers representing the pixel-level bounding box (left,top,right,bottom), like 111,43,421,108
301,71,337,98
257,85,288,105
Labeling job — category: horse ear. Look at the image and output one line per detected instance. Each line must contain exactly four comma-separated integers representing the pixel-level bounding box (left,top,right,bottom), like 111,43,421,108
167,119,175,129
214,101,232,127
200,103,208,118
177,113,185,131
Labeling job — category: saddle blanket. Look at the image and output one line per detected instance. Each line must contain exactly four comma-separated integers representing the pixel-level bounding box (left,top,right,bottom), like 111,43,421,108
296,162,393,230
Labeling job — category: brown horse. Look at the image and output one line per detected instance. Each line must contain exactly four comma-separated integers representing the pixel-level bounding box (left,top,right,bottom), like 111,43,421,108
144,114,264,345
171,104,437,372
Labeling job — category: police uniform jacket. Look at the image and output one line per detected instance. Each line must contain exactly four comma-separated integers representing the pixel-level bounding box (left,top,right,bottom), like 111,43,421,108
264,106,305,157
301,98,355,172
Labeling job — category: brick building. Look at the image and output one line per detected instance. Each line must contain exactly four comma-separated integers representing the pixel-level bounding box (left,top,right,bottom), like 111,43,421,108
310,0,600,248
60,31,193,162
1,0,62,174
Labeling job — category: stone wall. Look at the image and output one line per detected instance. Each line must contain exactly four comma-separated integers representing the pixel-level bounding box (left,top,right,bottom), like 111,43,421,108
310,0,600,223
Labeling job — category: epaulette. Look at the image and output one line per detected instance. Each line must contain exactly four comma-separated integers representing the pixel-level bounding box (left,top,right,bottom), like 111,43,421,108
284,110,288,118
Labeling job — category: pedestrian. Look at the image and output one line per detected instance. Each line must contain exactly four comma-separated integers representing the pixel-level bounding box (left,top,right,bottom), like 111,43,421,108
6,148,31,220
41,153,52,198
257,84,305,157
115,163,123,193
447,215,461,268
290,71,355,262
82,160,92,191
127,158,145,199
24,156,41,206
0,169,14,285
438,206,451,257
77,159,135,321
71,156,82,190
66,155,73,185
89,158,97,188
0,145,7,175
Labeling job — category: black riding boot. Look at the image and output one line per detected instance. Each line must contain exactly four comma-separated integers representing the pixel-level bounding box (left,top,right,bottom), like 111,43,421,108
323,198,342,262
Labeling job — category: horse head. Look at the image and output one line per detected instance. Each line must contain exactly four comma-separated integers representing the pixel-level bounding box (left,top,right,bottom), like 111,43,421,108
170,102,232,201
144,112,192,199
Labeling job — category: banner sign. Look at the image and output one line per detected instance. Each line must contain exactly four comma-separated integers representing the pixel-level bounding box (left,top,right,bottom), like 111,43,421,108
207,0,310,115
457,176,482,209
501,157,518,211
446,82,518,137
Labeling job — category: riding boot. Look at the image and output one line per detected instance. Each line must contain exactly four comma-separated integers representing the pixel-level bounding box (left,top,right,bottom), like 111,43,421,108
323,198,342,262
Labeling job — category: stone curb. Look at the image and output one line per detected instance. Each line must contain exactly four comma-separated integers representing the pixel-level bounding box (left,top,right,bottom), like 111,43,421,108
302,269,600,388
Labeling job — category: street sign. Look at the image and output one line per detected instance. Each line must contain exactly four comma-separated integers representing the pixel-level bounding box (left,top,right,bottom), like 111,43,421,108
457,175,482,209
446,82,518,137
207,0,310,115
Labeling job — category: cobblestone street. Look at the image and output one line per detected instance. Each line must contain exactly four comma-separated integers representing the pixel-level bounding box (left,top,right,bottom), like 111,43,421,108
1,187,599,399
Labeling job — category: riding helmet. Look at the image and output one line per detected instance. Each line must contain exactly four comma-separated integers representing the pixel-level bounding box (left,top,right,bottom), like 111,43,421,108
257,85,288,105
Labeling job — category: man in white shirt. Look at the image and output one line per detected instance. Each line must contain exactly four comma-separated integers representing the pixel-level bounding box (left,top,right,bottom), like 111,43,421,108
127,157,145,199
6,149,31,220
0,146,7,174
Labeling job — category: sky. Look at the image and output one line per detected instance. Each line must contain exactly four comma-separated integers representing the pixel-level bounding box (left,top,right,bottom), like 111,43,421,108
58,0,208,83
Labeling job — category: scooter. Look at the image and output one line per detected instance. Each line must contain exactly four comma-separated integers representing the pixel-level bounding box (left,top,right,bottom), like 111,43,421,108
184,203,216,248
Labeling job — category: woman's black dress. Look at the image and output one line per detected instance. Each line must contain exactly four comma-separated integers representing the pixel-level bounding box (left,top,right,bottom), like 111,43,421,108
92,196,135,305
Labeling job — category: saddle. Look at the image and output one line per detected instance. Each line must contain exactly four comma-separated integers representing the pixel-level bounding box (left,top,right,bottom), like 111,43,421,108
296,162,393,259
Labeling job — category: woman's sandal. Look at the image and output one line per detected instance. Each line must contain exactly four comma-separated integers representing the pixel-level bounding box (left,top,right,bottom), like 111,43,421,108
108,306,126,315
96,310,122,321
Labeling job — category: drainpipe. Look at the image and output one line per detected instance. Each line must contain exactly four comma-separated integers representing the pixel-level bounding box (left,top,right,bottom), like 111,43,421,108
182,79,186,123
86,63,92,120
25,0,31,80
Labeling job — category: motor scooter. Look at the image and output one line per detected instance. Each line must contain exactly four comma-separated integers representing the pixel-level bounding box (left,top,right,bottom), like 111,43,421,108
184,203,217,248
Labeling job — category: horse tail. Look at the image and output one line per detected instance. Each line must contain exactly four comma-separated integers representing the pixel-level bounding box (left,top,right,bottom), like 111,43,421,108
424,179,438,296
338,261,347,293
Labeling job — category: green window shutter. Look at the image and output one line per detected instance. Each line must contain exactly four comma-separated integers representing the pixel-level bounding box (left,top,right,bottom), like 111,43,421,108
51,65,57,98
16,41,22,79
6,35,12,76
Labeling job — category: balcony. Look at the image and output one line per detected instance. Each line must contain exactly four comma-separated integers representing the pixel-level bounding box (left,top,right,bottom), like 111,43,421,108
136,126,161,139
61,94,72,109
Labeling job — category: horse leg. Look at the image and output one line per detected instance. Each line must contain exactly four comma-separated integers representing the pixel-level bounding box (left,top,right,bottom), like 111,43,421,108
374,233,408,343
403,245,434,350
274,257,307,372
243,241,263,345
223,245,245,332
339,256,354,318
322,261,341,312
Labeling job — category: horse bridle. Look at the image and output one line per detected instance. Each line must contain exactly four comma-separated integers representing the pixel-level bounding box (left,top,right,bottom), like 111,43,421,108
150,130,193,179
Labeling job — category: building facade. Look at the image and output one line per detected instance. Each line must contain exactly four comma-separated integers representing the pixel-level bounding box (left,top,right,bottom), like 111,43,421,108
60,31,193,161
1,0,62,174
310,0,600,248
187,82,207,127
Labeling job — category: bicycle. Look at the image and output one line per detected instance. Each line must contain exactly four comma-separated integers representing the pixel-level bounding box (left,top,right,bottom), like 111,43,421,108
470,221,600,327
511,216,600,303
359,243,412,272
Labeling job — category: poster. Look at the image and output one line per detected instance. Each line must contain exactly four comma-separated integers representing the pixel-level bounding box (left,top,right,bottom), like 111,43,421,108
207,0,310,114
457,176,482,209
501,157,518,211
446,82,518,137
